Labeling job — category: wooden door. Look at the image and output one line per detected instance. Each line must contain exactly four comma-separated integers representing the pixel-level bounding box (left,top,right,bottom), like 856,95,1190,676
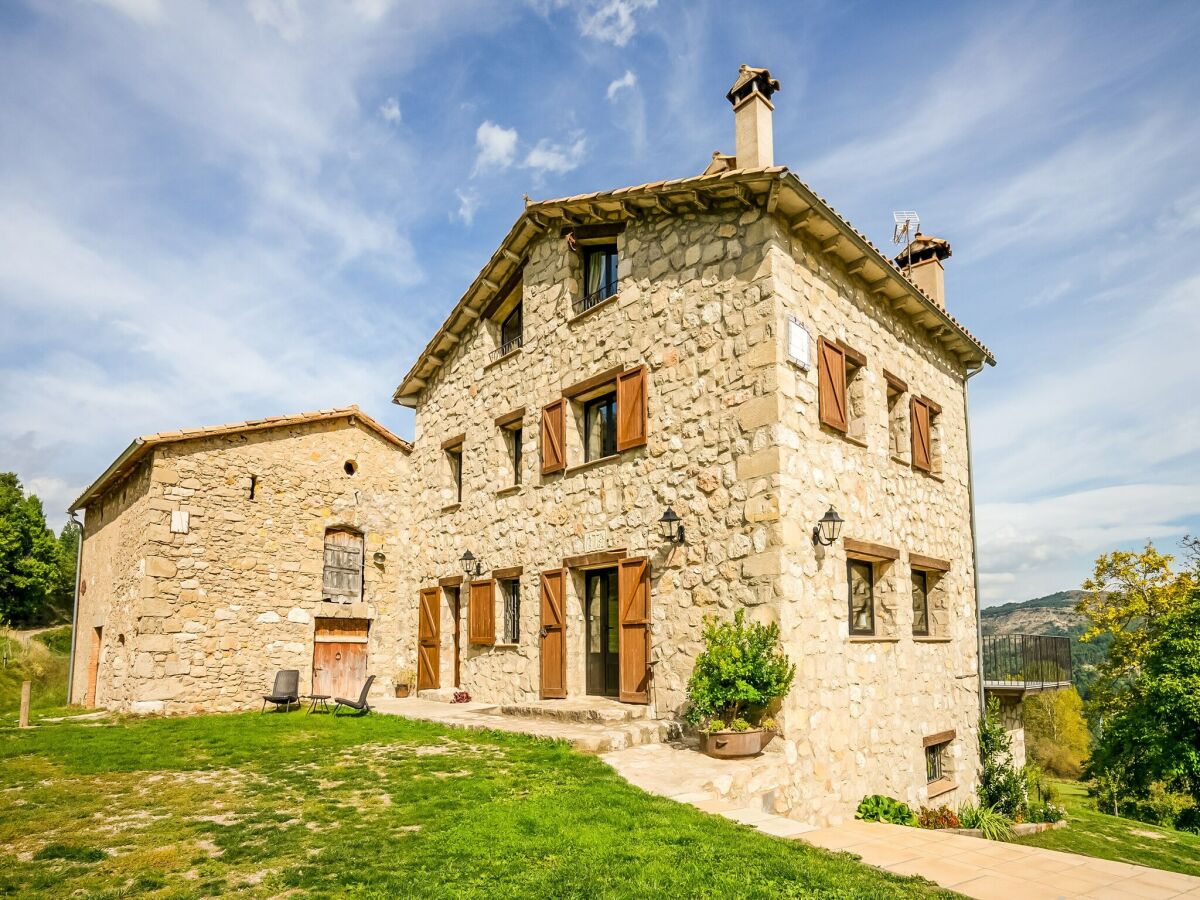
85,626,102,706
617,558,651,704
312,618,369,698
539,569,567,699
322,529,363,603
417,588,440,691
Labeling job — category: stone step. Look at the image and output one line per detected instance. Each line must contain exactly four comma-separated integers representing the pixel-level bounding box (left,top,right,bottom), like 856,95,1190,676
497,699,650,725
567,719,684,753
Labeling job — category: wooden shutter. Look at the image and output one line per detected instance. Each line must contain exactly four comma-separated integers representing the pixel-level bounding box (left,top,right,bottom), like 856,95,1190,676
617,557,651,704
541,399,566,474
817,337,848,432
616,366,648,451
468,579,495,645
911,397,932,471
539,570,567,699
417,588,440,690
322,529,363,602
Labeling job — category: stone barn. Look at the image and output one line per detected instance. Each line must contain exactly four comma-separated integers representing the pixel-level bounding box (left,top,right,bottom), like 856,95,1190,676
67,407,413,713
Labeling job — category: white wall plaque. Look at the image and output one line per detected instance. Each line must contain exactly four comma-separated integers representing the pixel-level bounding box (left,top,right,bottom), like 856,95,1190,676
787,316,811,370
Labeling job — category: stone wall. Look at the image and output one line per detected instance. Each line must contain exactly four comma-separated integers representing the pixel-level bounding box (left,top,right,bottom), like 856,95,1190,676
996,694,1027,768
69,460,153,706
769,218,983,823
78,419,413,713
407,205,783,713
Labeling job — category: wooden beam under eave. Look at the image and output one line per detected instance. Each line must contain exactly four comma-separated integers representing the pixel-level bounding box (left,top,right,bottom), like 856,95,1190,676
868,277,890,295
648,196,673,216
526,214,549,232
679,190,710,211
441,332,461,346
733,183,755,208
481,277,500,293
846,256,868,276
619,200,643,219
501,249,521,264
765,180,780,214
789,208,814,233
820,235,841,254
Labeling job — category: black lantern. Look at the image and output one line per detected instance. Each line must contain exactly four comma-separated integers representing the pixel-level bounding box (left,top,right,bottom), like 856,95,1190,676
658,507,685,545
811,507,844,547
459,550,484,577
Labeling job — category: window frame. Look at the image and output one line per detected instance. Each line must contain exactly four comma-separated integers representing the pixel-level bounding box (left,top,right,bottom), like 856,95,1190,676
582,243,619,306
510,425,523,486
499,300,523,351
582,391,618,462
911,568,930,636
847,558,876,636
501,577,521,644
445,443,464,504
925,742,945,783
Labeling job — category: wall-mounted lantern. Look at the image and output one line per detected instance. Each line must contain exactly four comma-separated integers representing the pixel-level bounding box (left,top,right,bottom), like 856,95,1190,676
658,507,686,545
460,549,485,578
373,551,386,566
811,507,844,547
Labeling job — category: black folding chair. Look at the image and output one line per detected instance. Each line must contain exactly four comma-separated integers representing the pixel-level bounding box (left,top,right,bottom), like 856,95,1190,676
333,675,376,717
261,669,300,713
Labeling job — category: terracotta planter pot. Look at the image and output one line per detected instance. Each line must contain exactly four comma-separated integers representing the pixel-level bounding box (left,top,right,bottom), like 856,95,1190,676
394,684,410,698
700,728,772,759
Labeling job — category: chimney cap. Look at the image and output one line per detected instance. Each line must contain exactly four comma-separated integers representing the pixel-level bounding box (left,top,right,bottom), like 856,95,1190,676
894,232,952,267
726,64,780,106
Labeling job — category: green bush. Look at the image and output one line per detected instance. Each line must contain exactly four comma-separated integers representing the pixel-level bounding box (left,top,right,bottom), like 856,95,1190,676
33,625,72,655
1025,800,1066,824
684,610,794,730
957,802,1014,841
855,795,919,827
917,805,959,829
1126,782,1197,830
978,696,1028,818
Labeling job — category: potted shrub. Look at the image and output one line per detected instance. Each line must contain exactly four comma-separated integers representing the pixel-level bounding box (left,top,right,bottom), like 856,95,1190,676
393,668,416,698
685,609,795,759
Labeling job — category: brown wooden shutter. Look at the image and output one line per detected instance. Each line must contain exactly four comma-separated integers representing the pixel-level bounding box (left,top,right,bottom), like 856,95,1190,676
468,579,495,645
617,557,651,704
417,587,440,690
615,365,648,451
817,337,848,432
540,399,566,474
539,570,567,699
911,397,932,471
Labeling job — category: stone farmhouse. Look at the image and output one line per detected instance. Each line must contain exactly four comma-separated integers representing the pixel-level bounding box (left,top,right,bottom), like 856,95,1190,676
68,67,1069,824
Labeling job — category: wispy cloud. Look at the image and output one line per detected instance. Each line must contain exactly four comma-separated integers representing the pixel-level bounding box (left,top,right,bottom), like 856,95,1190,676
606,69,637,100
473,120,519,174
579,0,656,47
454,188,479,226
88,0,164,25
379,96,401,123
524,134,586,174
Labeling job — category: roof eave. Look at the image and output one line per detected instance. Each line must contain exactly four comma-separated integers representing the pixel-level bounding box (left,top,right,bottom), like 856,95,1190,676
69,438,147,513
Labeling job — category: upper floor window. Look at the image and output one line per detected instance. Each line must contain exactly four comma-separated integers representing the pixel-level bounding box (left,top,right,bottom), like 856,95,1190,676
444,439,464,505
884,371,909,463
509,425,523,485
818,337,866,443
486,271,524,364
582,244,618,308
912,569,929,636
499,301,523,356
910,396,942,474
583,392,617,461
322,528,363,604
847,559,875,636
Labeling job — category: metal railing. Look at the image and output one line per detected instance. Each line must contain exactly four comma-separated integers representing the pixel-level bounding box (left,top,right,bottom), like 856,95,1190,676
571,280,619,317
982,633,1072,691
488,334,523,363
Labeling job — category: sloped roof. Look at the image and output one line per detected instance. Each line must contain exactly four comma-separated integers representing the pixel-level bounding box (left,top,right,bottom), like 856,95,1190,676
70,406,410,512
391,166,994,407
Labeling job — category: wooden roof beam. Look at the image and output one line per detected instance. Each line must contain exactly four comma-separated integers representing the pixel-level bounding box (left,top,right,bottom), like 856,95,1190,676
846,256,868,276
789,208,814,233
820,235,841,254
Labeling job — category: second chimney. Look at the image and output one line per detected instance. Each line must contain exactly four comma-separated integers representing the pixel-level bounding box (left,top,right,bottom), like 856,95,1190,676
726,65,780,169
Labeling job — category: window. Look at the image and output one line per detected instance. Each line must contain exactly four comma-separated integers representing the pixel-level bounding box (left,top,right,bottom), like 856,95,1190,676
498,301,523,356
445,444,463,503
885,372,908,462
485,271,523,363
322,528,363,603
581,244,618,308
501,578,520,644
912,569,929,636
925,743,944,782
911,397,942,474
509,426,523,485
847,559,875,636
817,337,866,441
583,392,617,461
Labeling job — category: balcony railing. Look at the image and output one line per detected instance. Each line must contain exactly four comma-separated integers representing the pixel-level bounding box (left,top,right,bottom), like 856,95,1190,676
488,334,523,363
571,281,619,317
982,633,1072,693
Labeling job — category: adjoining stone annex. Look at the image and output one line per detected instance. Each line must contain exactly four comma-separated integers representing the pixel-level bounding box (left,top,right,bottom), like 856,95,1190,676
70,67,1062,826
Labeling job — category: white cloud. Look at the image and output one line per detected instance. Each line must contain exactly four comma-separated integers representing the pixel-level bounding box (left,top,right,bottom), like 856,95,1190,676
606,69,636,100
379,96,401,123
473,120,519,174
248,0,305,41
88,0,164,25
454,188,479,226
524,135,586,174
579,0,656,47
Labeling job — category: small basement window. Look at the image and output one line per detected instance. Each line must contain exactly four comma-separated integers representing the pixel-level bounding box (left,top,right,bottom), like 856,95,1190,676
926,742,945,782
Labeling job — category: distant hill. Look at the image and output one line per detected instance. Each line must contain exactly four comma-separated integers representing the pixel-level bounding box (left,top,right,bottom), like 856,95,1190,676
982,590,1109,698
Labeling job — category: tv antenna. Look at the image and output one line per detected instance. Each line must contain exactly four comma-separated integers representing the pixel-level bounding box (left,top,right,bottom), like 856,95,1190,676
892,210,920,273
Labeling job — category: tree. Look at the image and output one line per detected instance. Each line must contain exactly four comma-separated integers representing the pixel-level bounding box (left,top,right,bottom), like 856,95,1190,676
53,521,80,616
1023,687,1090,777
0,473,64,626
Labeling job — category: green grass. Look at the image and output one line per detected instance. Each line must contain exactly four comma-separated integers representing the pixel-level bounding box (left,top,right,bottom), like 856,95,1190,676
32,625,73,655
0,712,956,899
0,633,70,718
1016,780,1200,877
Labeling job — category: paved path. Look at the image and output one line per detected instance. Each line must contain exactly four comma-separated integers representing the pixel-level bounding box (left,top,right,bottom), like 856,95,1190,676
800,820,1200,899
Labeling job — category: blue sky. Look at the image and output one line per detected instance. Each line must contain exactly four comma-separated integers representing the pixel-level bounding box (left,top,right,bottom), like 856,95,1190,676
1,0,1197,606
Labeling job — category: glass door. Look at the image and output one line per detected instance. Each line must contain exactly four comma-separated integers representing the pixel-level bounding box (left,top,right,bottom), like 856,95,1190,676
584,568,619,697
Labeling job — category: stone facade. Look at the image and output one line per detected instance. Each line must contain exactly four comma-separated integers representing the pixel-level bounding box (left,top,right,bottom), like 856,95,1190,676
71,416,413,714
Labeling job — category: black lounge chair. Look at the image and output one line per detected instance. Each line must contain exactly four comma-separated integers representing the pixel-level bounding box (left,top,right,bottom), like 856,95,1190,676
333,675,375,717
261,669,300,713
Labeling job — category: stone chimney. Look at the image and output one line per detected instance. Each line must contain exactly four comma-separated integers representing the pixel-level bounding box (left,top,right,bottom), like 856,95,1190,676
726,65,780,169
894,233,952,309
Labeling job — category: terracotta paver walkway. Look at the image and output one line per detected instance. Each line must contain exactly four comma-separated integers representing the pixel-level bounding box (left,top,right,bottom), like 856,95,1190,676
800,820,1200,899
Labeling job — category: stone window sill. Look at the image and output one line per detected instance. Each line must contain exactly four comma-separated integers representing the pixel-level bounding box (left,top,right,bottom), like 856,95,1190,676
914,467,945,483
848,635,900,643
565,453,620,476
493,642,520,649
890,454,910,467
495,485,523,497
821,424,868,449
569,292,618,324
440,502,461,513
913,635,952,643
484,345,523,371
927,778,957,799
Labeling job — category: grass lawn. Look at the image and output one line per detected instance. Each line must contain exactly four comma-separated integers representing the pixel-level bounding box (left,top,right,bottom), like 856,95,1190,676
1015,779,1200,877
0,712,954,899
0,630,69,716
